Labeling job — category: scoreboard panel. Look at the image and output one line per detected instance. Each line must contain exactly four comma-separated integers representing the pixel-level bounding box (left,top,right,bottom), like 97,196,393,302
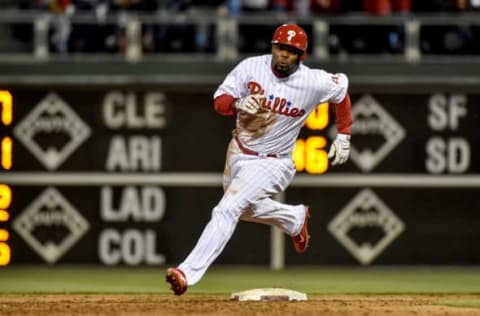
0,87,479,266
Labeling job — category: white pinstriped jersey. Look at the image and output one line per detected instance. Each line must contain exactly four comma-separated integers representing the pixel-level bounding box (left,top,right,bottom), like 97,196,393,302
214,54,348,156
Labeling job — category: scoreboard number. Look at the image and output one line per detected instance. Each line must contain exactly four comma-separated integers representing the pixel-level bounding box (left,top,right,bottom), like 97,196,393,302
0,90,12,126
0,184,11,266
0,91,12,170
293,102,330,174
0,90,12,266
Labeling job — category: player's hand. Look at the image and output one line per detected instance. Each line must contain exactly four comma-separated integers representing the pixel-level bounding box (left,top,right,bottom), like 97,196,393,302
235,94,264,115
328,134,350,166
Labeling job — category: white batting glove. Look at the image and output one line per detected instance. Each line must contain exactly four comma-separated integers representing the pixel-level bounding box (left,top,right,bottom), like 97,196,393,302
234,94,264,115
328,133,351,166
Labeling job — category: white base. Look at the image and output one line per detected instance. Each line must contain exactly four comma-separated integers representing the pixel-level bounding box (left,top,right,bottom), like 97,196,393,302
231,288,307,301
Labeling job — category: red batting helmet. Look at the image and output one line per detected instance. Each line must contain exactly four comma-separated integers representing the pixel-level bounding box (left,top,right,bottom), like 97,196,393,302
271,23,308,61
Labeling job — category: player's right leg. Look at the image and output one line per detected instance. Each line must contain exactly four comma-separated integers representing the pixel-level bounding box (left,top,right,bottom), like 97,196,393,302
166,155,295,294
165,162,255,293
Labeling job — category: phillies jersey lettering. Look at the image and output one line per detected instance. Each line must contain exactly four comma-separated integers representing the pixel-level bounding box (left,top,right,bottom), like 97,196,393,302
214,54,348,155
248,81,306,118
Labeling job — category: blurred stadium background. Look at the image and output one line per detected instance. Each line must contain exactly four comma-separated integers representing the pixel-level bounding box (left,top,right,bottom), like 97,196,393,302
0,0,479,292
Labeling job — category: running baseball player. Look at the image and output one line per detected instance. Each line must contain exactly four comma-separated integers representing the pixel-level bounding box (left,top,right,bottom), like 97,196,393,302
166,23,352,295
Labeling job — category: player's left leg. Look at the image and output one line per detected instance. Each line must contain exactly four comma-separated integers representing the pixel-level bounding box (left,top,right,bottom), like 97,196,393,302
240,199,311,253
240,199,305,236
238,155,311,252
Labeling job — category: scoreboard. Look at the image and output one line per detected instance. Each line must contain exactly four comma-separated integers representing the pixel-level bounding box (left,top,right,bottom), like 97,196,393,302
1,87,479,266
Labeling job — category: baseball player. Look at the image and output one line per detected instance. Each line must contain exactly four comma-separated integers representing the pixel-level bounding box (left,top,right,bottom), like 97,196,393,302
166,23,352,295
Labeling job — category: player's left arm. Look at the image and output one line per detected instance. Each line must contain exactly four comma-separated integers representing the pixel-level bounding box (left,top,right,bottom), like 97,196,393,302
328,93,352,165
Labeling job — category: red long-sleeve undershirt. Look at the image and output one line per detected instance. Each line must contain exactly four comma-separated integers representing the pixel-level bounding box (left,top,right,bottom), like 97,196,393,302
213,93,352,135
331,93,352,135
213,94,236,116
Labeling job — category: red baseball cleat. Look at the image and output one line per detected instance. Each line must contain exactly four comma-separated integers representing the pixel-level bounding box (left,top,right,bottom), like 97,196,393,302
166,268,187,296
292,206,310,253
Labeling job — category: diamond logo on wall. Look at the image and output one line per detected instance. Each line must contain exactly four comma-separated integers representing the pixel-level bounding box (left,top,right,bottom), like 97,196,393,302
329,94,406,172
14,93,91,170
12,187,90,264
328,189,405,265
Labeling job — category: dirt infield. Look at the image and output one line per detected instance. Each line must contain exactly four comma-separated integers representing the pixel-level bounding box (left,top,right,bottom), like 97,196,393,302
1,294,479,316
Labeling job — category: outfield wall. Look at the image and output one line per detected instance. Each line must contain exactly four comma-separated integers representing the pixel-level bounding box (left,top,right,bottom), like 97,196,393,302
0,78,479,267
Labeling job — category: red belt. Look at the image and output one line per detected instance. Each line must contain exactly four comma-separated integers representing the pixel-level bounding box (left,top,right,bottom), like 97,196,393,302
234,136,279,158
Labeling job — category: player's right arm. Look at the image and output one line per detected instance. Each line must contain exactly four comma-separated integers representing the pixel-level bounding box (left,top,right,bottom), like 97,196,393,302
214,94,236,116
214,93,264,116
213,58,254,116
213,58,264,116
213,64,243,116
